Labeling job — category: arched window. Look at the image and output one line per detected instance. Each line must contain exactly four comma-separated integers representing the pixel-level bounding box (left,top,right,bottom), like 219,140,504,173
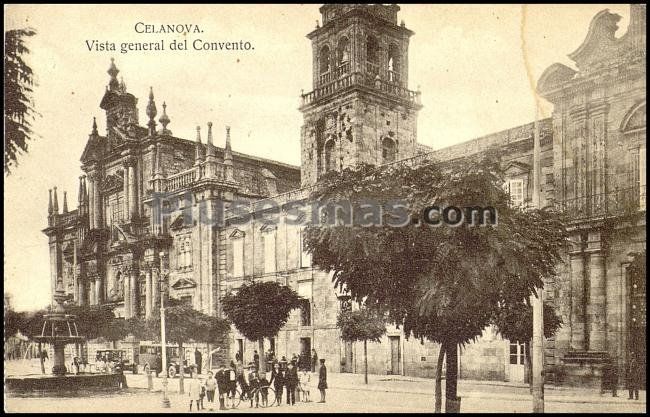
320,45,331,75
366,36,379,63
324,139,336,172
382,137,397,163
337,37,350,66
388,44,400,82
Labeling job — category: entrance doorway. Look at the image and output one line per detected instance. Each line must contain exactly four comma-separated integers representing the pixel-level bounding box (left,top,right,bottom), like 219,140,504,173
299,337,311,371
389,336,401,375
236,339,244,362
509,342,526,383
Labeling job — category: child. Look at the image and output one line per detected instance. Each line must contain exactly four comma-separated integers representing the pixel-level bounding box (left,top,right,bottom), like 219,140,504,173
298,369,311,402
188,373,203,411
258,372,270,407
248,368,260,408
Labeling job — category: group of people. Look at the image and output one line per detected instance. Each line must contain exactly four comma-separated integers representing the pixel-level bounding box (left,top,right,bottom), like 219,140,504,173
600,354,643,401
185,356,328,411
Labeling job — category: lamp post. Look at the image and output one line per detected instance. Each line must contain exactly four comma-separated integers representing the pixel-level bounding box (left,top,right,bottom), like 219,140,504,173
159,251,171,408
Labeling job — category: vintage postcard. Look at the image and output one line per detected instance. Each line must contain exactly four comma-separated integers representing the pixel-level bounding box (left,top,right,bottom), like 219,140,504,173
4,3,646,413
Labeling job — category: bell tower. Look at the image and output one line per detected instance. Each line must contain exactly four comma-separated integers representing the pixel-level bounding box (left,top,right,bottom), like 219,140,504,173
299,4,422,186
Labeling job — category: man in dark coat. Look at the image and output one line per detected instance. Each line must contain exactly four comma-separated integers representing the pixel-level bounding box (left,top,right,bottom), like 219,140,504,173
600,359,618,397
215,363,229,410
627,355,641,400
155,353,163,378
269,362,286,406
253,350,260,370
194,348,202,375
318,359,327,403
286,362,299,405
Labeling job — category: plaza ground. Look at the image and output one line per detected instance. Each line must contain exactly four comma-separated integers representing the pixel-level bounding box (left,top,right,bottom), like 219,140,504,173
5,360,646,413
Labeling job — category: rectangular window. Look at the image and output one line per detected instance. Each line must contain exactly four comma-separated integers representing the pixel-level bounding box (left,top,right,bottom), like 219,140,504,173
507,179,525,207
300,299,311,326
300,228,312,268
233,238,244,277
509,342,526,365
106,192,124,227
263,232,276,274
180,296,192,306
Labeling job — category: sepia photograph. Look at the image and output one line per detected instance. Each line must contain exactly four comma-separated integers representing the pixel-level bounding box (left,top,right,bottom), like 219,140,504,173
3,3,646,413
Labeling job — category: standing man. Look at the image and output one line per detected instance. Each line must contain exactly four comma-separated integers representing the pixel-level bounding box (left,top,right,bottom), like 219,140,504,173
311,349,318,373
627,354,641,400
286,361,299,405
155,353,163,378
253,350,260,371
317,359,327,403
194,348,203,375
114,357,128,388
215,363,229,410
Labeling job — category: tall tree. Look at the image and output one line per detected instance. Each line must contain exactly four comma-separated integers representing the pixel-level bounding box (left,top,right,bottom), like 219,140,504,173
304,152,566,413
222,281,304,373
143,302,230,394
336,307,386,384
4,28,38,174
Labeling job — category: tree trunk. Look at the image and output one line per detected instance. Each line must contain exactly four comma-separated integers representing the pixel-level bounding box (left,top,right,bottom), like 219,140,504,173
444,340,460,413
38,342,45,374
435,344,446,413
207,342,211,372
178,343,185,394
258,338,266,373
364,340,368,384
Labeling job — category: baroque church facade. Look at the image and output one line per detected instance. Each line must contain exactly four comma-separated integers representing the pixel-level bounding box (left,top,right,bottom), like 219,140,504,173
44,4,645,385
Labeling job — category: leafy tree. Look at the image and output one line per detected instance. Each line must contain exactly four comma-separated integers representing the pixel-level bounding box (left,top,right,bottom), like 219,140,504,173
143,301,230,394
492,302,562,388
336,307,386,384
304,152,566,413
4,28,38,175
222,281,304,373
4,308,27,341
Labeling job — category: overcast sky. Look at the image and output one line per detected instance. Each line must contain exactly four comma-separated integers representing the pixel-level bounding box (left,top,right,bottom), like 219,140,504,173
4,4,632,311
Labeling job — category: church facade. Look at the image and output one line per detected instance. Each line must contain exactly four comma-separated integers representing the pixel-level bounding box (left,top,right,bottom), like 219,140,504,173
44,4,645,385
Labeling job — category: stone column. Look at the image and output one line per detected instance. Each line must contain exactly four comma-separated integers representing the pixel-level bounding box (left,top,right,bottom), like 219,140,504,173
95,276,103,306
124,268,132,318
128,163,137,219
130,271,138,318
123,163,130,220
145,268,153,319
152,268,160,312
570,253,586,350
90,280,96,305
588,251,607,351
88,176,95,228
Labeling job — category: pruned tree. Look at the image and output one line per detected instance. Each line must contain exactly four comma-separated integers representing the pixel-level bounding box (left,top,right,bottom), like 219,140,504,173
304,152,566,413
336,307,386,384
222,281,304,373
4,28,38,175
144,301,230,394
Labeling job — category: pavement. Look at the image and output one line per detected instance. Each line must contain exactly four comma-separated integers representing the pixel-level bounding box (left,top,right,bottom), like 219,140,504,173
5,360,646,413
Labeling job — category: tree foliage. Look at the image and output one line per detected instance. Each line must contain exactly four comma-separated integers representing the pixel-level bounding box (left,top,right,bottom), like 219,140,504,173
304,152,566,347
4,28,38,174
337,308,386,343
143,301,230,345
221,281,304,342
492,302,563,344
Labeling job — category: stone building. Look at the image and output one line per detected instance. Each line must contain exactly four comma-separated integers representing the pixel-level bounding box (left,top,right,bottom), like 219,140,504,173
44,4,645,385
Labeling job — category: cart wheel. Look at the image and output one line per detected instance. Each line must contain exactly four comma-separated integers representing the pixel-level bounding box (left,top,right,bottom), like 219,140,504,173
168,366,176,378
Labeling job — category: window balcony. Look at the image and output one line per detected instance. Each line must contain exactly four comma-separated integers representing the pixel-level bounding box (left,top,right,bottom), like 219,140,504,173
554,186,646,220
